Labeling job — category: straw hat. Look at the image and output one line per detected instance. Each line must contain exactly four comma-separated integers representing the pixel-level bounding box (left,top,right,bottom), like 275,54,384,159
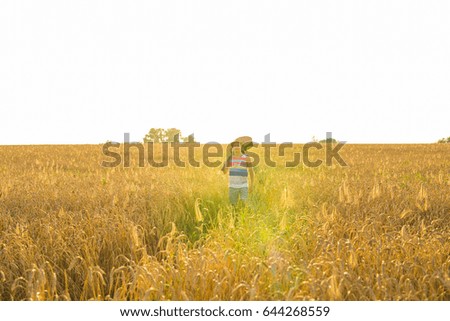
231,136,254,150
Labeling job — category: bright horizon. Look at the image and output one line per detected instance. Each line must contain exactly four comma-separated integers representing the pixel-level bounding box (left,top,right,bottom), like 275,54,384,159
1,1,449,145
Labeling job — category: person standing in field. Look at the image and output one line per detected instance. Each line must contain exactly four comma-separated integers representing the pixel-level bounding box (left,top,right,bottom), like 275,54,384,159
221,136,255,207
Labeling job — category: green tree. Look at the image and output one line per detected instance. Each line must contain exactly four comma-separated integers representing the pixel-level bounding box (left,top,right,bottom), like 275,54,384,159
164,128,182,142
144,128,165,143
437,136,450,143
319,137,338,144
143,128,193,143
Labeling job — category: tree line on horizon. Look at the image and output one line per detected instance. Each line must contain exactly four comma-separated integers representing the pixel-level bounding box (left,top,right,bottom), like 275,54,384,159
437,136,450,143
107,128,449,144
143,128,196,143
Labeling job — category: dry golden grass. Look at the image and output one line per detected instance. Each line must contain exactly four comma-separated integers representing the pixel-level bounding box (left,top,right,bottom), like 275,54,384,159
0,144,448,300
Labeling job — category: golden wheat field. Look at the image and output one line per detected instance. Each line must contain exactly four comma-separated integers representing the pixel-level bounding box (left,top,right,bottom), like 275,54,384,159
0,143,448,301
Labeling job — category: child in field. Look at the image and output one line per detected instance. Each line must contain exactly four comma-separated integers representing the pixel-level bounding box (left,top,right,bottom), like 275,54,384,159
221,136,255,206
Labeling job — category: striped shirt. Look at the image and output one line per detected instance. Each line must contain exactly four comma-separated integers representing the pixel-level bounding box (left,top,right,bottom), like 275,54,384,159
227,154,250,188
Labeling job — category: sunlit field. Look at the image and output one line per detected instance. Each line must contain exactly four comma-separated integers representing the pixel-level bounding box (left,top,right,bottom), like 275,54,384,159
0,144,448,300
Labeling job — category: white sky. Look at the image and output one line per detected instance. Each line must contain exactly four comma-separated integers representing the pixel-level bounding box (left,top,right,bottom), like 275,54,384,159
1,0,449,145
